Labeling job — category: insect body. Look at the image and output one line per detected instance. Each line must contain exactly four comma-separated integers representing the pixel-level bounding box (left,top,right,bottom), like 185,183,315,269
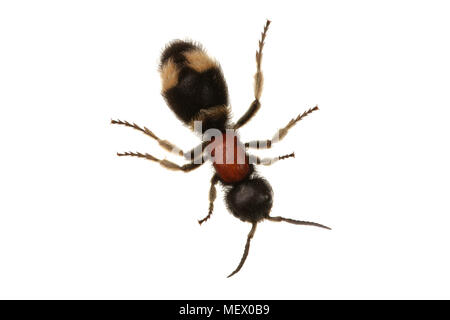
112,20,330,277
210,133,250,183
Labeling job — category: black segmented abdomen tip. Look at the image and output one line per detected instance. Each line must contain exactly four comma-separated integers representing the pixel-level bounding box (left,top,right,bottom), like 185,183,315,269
160,40,198,68
159,40,230,132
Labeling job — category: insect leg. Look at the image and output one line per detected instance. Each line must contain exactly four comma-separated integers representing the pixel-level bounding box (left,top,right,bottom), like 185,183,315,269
111,119,185,157
116,151,203,172
249,152,295,166
198,174,219,225
244,106,319,149
183,140,211,161
233,20,271,129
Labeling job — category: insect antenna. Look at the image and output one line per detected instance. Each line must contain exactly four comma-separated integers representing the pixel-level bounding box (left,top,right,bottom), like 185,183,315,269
227,222,258,278
267,216,331,230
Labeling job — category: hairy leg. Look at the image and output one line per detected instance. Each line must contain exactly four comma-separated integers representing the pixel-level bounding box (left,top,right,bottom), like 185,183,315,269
112,119,211,162
248,152,295,166
198,174,219,225
245,106,319,149
233,20,271,130
117,151,203,172
111,119,185,156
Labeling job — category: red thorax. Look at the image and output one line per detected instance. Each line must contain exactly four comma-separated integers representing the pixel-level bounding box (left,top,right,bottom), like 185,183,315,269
208,132,250,183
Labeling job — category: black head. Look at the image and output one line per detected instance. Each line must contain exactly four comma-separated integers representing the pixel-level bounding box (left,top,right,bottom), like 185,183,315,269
225,177,273,223
225,175,330,278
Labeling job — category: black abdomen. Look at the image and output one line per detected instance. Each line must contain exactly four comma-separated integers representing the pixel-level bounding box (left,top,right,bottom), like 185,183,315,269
159,40,229,132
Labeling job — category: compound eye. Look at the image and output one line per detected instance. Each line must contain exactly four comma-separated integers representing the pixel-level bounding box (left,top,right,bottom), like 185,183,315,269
261,192,271,203
251,189,271,208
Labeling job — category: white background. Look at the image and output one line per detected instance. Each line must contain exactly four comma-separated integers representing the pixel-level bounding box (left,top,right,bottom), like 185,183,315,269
1,0,449,299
